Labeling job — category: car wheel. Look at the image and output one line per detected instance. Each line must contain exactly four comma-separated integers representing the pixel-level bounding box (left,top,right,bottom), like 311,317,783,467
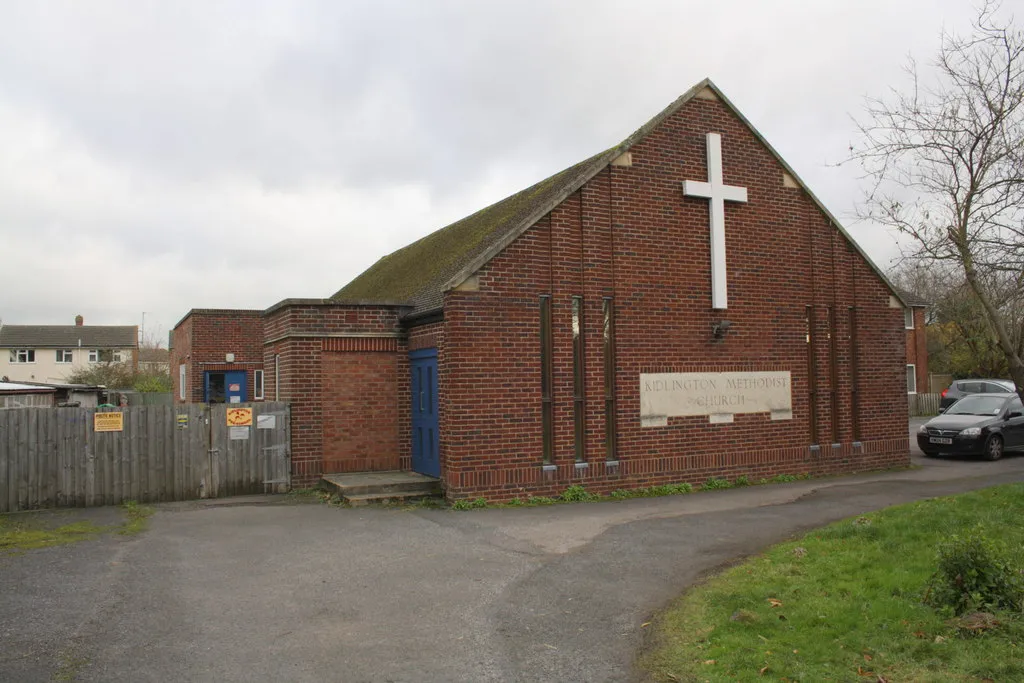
983,435,1004,461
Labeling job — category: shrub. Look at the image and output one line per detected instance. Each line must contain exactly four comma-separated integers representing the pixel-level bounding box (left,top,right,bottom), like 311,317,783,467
924,528,1024,615
701,477,732,491
734,476,750,487
560,485,599,502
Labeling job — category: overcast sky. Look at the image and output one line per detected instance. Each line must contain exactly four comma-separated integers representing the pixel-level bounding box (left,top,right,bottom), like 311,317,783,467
0,0,1005,343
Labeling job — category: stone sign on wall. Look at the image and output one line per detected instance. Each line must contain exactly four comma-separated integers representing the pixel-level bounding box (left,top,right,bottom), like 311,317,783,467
640,371,792,427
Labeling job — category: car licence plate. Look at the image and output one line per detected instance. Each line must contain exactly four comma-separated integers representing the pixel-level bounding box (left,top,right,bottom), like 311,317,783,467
929,437,953,445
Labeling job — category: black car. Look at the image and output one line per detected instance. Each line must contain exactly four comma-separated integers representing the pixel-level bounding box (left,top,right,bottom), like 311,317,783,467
918,392,1024,460
939,378,1016,412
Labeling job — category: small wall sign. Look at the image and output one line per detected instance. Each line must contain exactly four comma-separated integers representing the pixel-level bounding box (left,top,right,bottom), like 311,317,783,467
226,407,253,426
94,412,124,433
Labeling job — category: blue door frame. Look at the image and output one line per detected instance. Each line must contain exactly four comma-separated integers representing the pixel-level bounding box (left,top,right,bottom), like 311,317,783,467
410,348,440,477
204,371,247,404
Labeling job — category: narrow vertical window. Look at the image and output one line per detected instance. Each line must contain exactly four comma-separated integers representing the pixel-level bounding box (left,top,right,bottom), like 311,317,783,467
805,304,818,443
254,370,265,400
848,306,860,441
539,296,554,464
572,296,585,462
274,354,281,401
603,297,617,461
179,364,186,401
827,305,840,443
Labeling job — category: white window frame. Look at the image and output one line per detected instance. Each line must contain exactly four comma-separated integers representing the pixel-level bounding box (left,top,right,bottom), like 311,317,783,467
89,349,99,363
904,308,914,329
10,349,35,363
907,364,917,394
112,350,124,363
179,364,187,400
56,349,73,364
254,369,265,400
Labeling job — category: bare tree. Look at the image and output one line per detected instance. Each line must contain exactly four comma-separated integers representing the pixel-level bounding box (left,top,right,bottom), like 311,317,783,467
850,1,1024,394
889,259,1024,378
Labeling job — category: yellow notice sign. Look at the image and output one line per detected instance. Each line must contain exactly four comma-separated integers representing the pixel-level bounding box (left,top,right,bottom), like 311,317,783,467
94,412,124,433
226,407,253,427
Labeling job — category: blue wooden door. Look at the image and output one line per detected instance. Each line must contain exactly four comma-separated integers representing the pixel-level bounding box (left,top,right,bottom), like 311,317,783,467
205,371,247,403
410,349,440,477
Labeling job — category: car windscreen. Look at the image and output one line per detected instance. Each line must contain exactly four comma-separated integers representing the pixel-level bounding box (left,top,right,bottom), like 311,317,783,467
946,395,1006,415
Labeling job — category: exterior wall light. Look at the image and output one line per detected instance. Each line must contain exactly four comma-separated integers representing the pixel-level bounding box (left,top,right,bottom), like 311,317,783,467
711,320,732,342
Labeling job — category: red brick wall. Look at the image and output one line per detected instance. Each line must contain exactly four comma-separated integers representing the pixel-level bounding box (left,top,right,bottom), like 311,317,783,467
440,95,909,501
169,310,264,404
322,350,402,472
169,315,193,402
905,307,928,393
263,302,407,487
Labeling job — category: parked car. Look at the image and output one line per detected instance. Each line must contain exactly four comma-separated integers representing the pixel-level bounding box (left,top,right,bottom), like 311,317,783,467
938,378,1017,412
917,393,1024,460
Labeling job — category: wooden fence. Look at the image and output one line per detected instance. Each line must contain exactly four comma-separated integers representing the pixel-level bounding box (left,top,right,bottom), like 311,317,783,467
908,393,941,416
0,402,290,513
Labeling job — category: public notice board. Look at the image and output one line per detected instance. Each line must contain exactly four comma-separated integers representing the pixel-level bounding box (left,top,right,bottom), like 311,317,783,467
94,412,124,432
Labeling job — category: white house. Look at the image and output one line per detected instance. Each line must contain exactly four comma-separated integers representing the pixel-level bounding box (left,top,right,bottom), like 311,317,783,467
0,315,138,384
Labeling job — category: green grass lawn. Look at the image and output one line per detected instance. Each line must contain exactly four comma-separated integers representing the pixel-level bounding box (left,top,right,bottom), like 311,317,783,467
641,484,1024,682
0,501,154,552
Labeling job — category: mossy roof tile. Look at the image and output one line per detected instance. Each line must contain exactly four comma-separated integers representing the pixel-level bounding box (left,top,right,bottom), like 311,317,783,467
331,78,907,314
332,149,614,312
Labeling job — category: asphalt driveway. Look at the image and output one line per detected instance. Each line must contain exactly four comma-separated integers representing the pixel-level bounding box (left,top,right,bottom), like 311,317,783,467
2,438,1023,683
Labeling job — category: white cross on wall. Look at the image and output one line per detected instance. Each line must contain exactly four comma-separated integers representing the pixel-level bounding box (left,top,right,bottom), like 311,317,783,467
682,132,748,310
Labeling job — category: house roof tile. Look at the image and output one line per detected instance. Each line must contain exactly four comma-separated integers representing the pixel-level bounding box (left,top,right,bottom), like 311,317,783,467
0,325,138,349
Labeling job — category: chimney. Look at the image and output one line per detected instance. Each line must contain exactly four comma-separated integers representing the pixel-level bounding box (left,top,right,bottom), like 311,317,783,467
75,315,84,326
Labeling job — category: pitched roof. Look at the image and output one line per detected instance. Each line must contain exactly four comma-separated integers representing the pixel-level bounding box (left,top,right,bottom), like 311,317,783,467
894,287,929,307
333,78,906,314
0,325,138,349
0,381,56,394
138,347,170,363
332,148,616,311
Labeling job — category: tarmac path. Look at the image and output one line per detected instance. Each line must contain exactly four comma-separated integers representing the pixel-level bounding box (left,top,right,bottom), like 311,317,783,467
2,427,1021,683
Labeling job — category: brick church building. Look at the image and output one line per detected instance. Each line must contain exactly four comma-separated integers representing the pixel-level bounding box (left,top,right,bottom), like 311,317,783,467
171,79,911,501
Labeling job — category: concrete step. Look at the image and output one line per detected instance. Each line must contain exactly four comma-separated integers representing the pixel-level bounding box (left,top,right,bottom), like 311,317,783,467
342,491,439,507
320,470,442,505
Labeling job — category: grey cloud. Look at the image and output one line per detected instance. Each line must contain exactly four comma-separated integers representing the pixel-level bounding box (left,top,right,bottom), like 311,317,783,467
0,0,991,333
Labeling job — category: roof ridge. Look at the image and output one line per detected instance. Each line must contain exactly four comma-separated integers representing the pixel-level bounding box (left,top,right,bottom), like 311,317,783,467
331,77,907,312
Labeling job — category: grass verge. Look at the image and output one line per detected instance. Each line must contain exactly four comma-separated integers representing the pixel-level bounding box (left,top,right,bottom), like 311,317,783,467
641,483,1024,682
118,500,155,535
0,517,104,552
0,501,155,552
